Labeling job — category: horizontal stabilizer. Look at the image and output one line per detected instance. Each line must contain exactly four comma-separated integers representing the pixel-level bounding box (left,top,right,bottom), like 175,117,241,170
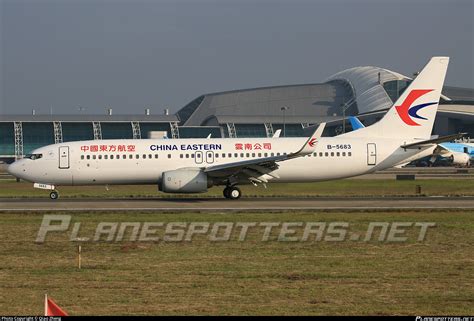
401,133,467,149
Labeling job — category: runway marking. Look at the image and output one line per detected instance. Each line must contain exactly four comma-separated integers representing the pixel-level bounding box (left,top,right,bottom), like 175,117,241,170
1,206,474,212
1,196,473,212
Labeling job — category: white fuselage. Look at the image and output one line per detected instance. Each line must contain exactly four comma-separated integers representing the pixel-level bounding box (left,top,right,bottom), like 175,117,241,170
8,136,434,187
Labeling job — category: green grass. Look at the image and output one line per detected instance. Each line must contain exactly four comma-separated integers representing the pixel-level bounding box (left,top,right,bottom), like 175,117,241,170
0,211,473,315
1,179,473,198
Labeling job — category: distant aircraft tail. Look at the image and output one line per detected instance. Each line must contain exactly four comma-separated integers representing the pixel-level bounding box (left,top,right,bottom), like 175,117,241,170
348,116,365,130
344,57,449,140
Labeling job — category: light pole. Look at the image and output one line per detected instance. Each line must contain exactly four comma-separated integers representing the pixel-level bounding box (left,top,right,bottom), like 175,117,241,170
281,106,290,137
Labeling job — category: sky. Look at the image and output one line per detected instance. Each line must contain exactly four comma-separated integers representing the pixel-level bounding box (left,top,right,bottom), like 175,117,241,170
0,0,473,115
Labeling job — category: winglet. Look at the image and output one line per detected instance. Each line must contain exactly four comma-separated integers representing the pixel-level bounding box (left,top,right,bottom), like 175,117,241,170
291,122,325,156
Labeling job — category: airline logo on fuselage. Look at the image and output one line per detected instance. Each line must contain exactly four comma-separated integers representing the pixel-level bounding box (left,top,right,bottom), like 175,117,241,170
150,144,222,151
395,89,437,126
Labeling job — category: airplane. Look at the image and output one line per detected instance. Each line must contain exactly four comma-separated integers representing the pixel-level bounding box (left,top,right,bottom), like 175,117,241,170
8,57,459,200
430,142,473,166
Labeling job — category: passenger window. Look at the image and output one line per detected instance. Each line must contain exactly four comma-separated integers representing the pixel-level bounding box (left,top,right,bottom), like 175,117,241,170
81,155,84,160
331,152,334,157
319,152,323,157
92,155,96,160
325,152,328,157
258,153,262,157
246,153,250,157
222,153,226,158
240,153,244,157
313,153,317,157
234,153,238,157
148,154,152,159
122,155,126,159
191,154,194,158
348,152,352,157
186,154,190,159
136,154,139,159
110,155,114,159
180,154,183,159
142,154,146,159
214,154,217,158
155,154,159,159
104,155,108,159
252,153,255,157
264,153,268,157
342,152,346,156
168,154,171,159
228,153,232,158
336,152,340,157
98,155,102,160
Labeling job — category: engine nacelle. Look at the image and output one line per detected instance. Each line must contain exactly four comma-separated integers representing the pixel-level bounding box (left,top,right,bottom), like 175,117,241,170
450,152,470,166
160,169,211,193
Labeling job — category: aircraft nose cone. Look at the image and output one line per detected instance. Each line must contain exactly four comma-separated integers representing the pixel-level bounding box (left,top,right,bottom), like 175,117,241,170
7,161,22,178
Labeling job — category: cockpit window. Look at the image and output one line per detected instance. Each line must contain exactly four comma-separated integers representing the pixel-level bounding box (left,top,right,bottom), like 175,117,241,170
25,153,43,160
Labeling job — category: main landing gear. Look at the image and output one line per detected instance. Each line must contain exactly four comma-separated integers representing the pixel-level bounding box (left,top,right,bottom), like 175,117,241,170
223,186,241,200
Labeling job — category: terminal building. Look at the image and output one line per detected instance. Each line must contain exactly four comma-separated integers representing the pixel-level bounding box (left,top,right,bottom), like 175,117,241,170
1,66,473,162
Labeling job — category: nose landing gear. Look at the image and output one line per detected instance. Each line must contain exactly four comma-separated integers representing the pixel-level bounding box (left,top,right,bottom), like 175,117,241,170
223,186,241,200
49,190,59,200
33,183,59,200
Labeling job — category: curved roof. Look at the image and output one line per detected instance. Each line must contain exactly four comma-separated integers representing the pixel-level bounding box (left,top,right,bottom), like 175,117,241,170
325,66,410,114
179,83,353,126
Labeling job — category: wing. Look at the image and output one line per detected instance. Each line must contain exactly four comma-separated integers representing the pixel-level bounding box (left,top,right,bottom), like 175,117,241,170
204,123,326,184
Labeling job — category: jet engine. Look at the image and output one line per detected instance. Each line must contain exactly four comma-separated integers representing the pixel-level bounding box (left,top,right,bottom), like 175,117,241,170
160,169,212,193
450,152,470,166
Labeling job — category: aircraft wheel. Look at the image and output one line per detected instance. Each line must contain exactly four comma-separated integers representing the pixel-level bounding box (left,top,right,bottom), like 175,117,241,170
50,191,59,200
228,186,241,200
223,187,231,199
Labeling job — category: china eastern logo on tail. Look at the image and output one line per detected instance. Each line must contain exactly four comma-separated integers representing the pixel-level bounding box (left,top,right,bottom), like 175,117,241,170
395,89,437,126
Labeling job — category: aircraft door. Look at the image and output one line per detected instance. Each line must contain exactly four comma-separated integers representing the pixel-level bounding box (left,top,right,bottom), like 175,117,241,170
195,151,203,164
59,146,70,169
367,143,376,166
206,151,214,164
